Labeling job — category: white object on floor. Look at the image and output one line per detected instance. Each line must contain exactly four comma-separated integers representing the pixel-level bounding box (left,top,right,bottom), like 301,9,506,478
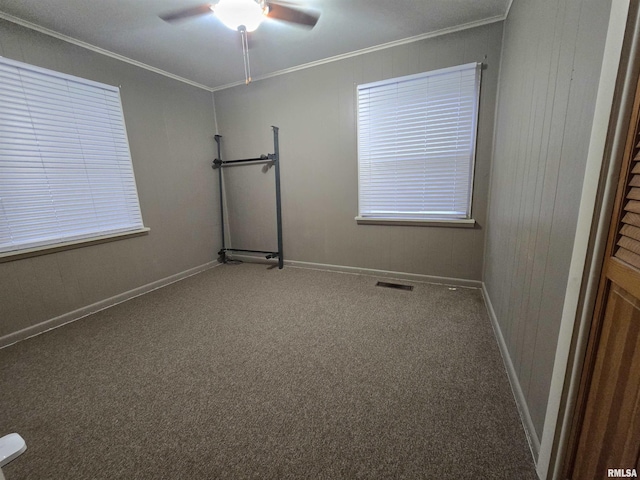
0,433,26,480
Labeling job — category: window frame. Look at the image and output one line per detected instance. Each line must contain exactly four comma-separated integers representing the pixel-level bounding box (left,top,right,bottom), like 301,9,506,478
0,56,148,261
355,62,482,227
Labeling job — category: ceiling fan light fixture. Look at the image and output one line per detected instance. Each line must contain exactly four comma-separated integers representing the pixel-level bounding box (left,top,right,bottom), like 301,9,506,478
215,0,267,32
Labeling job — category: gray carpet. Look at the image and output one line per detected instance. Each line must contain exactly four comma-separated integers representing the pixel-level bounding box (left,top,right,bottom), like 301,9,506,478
0,263,538,479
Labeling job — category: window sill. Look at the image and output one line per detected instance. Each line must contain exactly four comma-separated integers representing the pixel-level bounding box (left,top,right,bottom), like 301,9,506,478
355,217,476,228
0,228,150,263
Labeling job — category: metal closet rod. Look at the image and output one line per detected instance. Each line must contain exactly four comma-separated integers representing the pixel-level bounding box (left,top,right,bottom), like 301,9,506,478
212,154,275,167
224,248,279,257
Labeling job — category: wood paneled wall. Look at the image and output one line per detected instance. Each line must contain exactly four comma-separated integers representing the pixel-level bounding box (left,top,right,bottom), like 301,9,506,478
483,0,612,445
213,22,503,281
0,19,220,340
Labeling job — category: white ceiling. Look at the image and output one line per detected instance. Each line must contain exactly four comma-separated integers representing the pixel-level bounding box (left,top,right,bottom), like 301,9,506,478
0,0,510,90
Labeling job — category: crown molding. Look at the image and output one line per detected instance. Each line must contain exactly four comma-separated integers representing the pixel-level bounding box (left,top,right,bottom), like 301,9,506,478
0,10,506,94
211,14,506,92
505,0,515,20
0,11,214,92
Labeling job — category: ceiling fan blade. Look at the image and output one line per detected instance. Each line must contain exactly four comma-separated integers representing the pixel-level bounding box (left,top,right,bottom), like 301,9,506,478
266,2,320,28
159,4,214,23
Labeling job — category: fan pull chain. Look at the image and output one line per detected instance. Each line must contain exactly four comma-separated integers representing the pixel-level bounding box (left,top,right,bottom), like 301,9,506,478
238,25,251,85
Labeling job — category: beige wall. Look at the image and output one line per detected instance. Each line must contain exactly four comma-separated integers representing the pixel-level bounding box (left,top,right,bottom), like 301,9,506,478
0,19,220,340
483,0,612,445
213,22,503,281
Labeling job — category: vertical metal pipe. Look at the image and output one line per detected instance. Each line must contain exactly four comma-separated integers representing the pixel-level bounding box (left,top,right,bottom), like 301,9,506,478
272,126,283,269
238,26,251,85
214,135,226,261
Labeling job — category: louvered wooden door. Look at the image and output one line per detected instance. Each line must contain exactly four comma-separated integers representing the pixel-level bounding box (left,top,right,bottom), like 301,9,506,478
564,73,640,479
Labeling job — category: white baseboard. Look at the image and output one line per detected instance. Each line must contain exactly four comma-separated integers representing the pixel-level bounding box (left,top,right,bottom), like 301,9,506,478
481,283,541,464
0,261,220,349
227,254,482,288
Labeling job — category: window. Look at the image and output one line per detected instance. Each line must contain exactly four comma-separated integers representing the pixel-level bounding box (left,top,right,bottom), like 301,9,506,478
0,57,146,256
356,62,481,224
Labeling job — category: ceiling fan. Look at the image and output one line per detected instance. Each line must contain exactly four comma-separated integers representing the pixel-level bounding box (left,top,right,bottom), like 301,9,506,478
160,0,320,85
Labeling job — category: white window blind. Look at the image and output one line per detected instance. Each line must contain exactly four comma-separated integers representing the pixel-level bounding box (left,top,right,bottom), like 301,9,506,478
0,56,144,254
357,62,481,221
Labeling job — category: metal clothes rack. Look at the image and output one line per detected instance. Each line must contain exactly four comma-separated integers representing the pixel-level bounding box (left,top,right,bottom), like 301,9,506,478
213,126,283,269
